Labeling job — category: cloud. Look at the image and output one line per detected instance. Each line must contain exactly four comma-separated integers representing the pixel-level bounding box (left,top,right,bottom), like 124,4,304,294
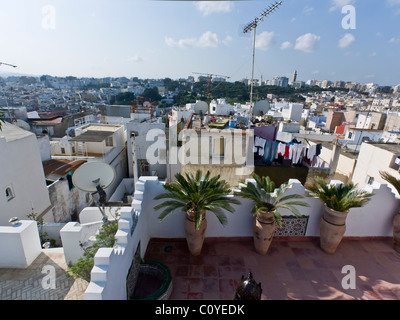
294,33,320,53
222,35,233,46
303,6,314,14
165,31,219,49
128,55,143,62
389,37,400,43
194,1,234,16
280,41,292,50
387,0,400,5
330,0,355,12
338,33,355,48
255,31,275,51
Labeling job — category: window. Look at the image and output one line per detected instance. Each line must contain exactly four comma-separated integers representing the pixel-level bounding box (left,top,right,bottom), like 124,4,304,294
366,176,374,185
5,186,15,201
61,147,66,154
106,136,114,147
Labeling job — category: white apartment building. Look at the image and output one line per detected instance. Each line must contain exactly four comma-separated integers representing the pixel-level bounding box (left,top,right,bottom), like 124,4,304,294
50,123,128,200
352,142,400,190
209,99,235,115
0,122,52,225
279,102,303,122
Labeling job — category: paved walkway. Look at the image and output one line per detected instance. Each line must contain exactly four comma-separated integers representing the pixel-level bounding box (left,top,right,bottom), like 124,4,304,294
145,238,400,300
0,248,88,300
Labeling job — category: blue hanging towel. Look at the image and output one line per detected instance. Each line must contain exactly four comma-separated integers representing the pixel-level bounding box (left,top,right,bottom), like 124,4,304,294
262,140,279,165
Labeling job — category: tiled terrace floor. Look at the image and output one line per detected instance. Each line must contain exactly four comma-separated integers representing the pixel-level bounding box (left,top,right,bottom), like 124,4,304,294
0,248,88,300
144,237,400,300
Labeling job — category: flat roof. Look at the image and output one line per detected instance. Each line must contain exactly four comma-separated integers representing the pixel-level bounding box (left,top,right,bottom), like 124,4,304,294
43,159,86,181
0,122,33,142
366,142,400,154
69,130,114,142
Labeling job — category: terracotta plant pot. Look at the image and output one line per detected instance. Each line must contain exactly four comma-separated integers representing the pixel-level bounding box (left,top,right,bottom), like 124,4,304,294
393,213,400,253
184,211,207,256
319,205,348,254
253,210,276,255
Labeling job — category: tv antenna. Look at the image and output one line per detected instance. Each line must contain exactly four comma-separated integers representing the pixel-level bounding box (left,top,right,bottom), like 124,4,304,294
0,61,17,68
72,162,116,223
242,1,282,124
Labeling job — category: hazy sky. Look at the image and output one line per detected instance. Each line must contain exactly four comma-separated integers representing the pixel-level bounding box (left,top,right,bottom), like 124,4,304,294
0,0,399,86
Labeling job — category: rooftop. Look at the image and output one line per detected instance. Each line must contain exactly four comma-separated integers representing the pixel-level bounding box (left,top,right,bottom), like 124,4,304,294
0,122,33,142
42,159,86,181
145,238,400,300
69,130,114,142
1,238,399,300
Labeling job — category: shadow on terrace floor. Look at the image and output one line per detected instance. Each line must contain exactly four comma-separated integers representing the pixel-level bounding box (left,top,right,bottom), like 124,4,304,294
144,237,400,300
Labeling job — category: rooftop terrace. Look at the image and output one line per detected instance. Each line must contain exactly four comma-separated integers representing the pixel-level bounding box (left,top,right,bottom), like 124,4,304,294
1,238,399,300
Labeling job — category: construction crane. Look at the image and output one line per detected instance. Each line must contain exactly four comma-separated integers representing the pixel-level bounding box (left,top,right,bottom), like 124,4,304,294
243,1,282,108
192,72,230,100
0,61,17,68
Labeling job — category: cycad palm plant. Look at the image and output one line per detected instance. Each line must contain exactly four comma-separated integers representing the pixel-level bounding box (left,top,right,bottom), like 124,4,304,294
379,171,400,252
235,174,309,226
306,176,372,212
235,174,309,255
306,176,373,254
380,171,400,195
154,170,240,255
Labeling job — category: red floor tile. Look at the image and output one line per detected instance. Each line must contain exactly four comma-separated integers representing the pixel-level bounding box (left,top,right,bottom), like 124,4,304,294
144,237,400,300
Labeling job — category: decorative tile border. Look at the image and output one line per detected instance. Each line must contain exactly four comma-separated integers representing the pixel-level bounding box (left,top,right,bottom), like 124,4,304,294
274,216,309,237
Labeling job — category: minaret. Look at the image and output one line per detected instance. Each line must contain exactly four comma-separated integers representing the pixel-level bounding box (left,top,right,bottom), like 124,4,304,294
292,70,297,85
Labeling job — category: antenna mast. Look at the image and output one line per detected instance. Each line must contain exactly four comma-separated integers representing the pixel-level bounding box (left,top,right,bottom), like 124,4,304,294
0,61,17,68
243,1,282,123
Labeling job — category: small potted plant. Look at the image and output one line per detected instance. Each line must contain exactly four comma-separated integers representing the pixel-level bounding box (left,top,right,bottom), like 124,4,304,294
379,171,400,252
306,177,373,254
154,170,240,256
234,174,309,255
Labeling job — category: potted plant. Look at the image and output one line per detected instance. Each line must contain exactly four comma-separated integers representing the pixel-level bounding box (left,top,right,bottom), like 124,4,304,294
234,174,309,255
153,170,240,256
306,177,373,254
379,171,400,252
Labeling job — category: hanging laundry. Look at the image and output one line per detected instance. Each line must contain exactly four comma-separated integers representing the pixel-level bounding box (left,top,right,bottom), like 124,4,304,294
291,144,306,165
262,140,279,165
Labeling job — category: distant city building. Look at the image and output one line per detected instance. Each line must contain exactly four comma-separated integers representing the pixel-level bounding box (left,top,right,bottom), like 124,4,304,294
270,76,289,88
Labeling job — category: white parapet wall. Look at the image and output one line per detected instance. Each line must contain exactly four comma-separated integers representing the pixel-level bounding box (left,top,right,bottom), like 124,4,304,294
0,220,42,268
81,175,400,300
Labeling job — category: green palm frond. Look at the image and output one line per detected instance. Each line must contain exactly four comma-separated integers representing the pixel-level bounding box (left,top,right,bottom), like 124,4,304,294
153,170,238,230
380,171,400,195
305,176,373,212
234,173,309,224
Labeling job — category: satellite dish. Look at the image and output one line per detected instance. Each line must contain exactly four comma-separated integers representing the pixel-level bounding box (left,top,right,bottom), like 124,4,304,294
72,162,116,192
194,101,209,115
14,119,31,131
253,100,270,116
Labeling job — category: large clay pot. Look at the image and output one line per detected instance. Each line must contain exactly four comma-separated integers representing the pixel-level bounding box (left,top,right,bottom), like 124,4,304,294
393,213,400,253
184,211,207,256
319,205,348,254
253,210,276,255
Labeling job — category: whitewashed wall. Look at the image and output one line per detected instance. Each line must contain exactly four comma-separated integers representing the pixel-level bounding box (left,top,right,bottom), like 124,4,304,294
81,175,400,300
0,221,42,268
